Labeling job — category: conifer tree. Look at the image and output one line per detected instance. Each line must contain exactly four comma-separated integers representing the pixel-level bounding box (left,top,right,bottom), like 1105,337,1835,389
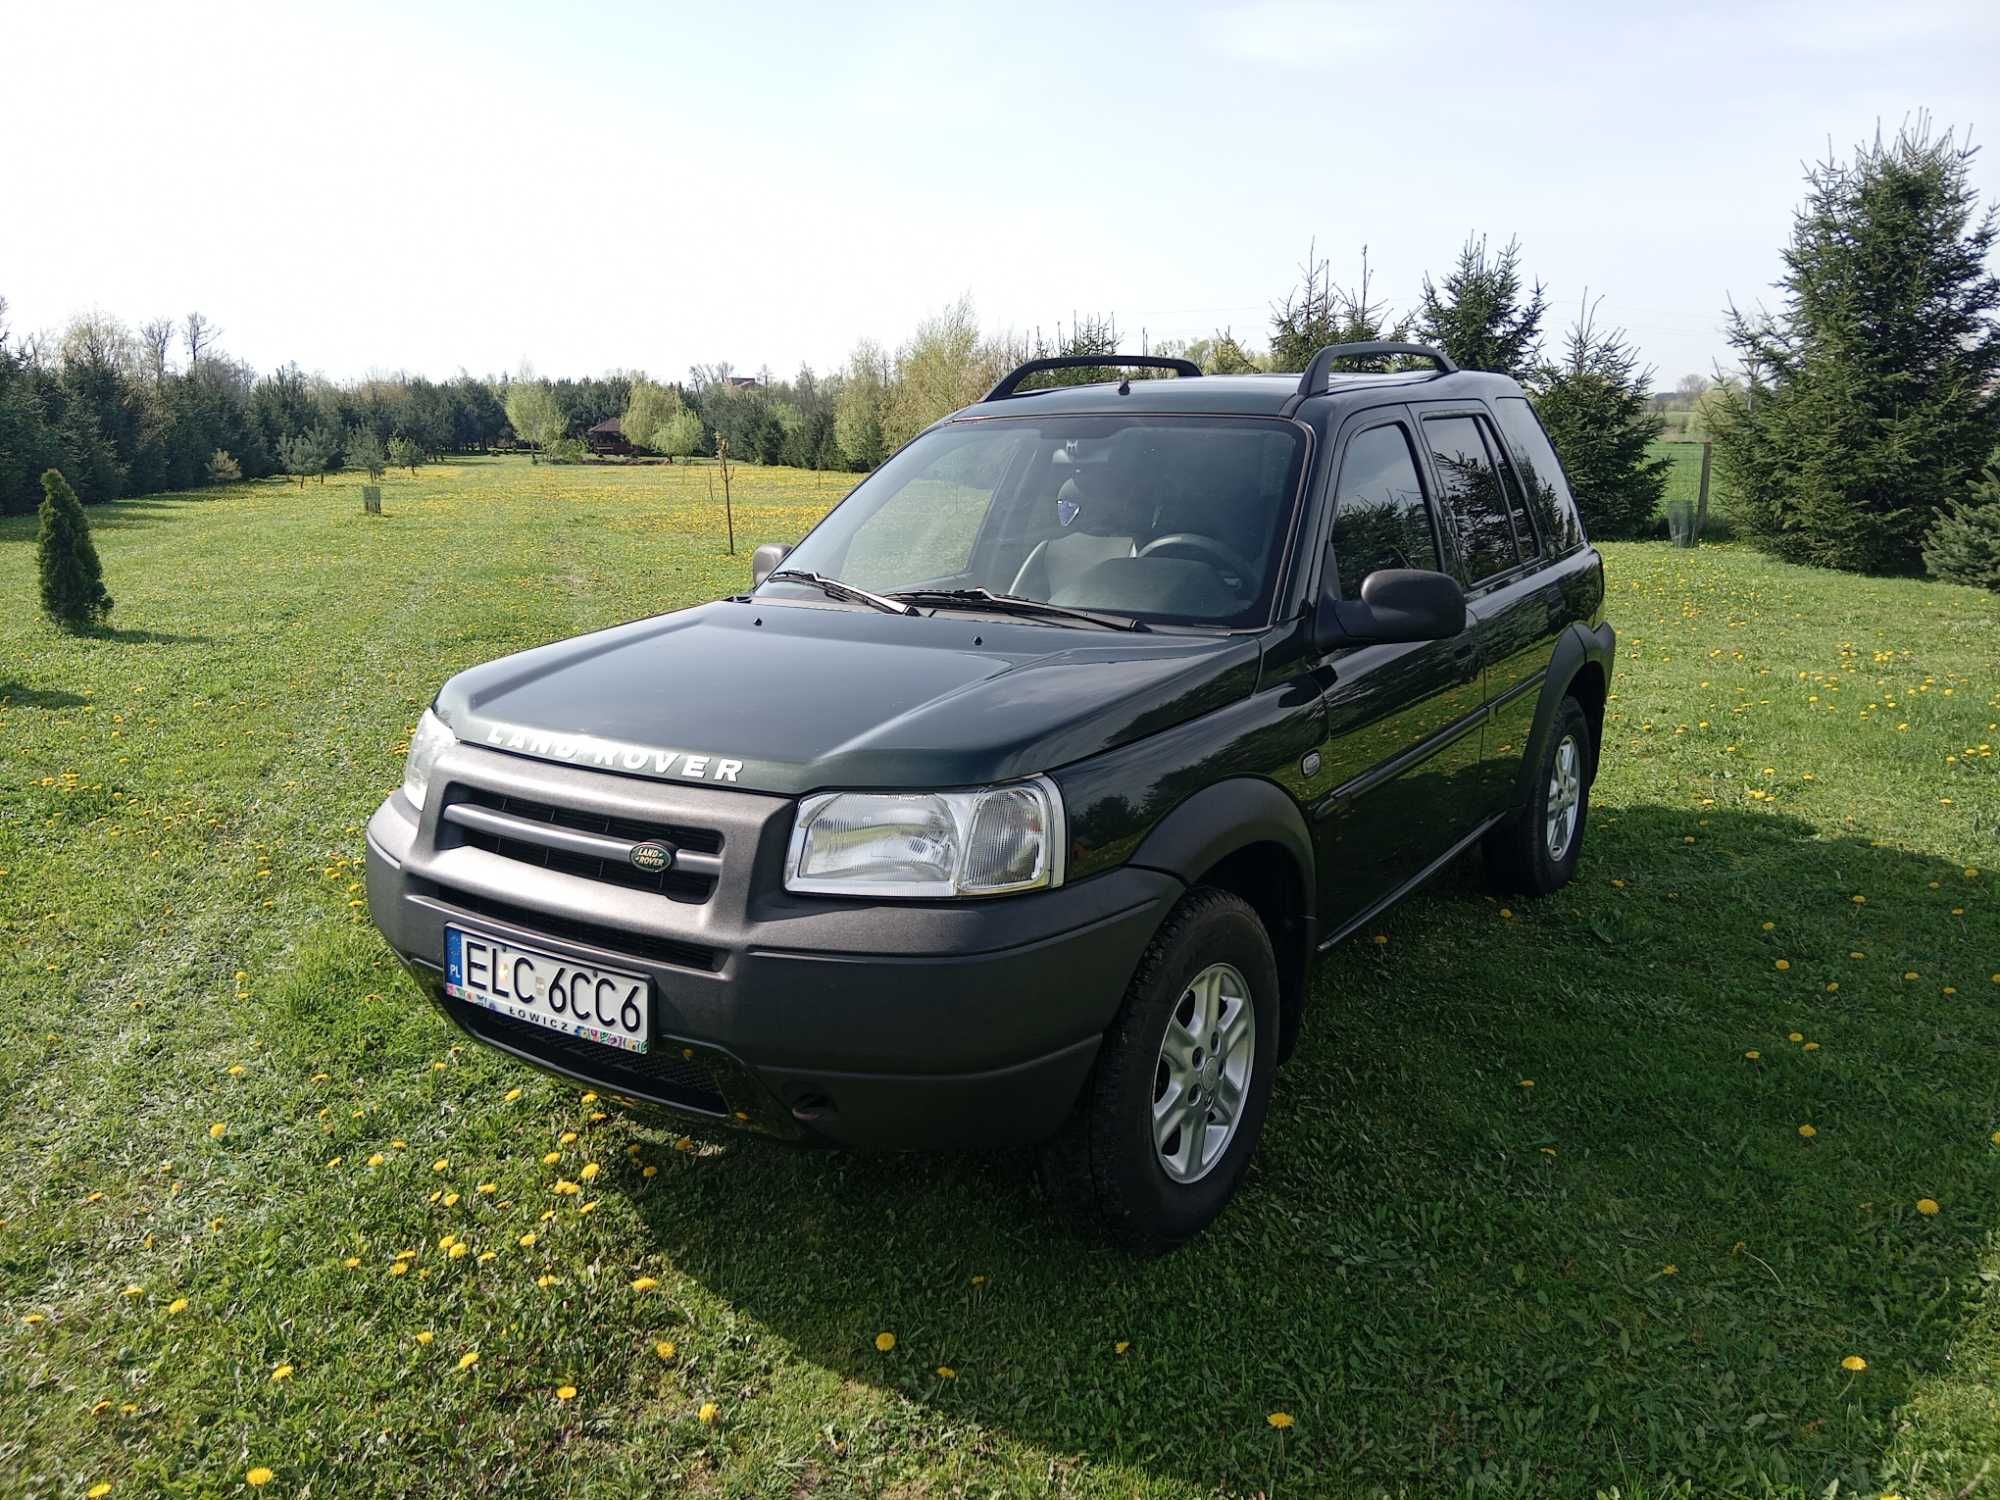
1531,299,1669,539
36,468,113,630
1712,117,2000,572
1415,234,1547,377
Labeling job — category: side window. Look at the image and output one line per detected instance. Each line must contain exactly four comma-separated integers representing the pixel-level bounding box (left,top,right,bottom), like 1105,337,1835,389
1328,423,1440,598
1422,414,1520,584
1492,396,1584,552
1480,413,1541,561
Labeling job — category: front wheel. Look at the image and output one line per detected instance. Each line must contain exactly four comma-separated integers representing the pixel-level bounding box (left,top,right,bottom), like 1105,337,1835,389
1486,694,1593,896
1038,887,1279,1253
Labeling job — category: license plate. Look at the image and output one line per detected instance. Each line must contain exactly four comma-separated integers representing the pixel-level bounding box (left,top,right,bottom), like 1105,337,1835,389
444,926,650,1053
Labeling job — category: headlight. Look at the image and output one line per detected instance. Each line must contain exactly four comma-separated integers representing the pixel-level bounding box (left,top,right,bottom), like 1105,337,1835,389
786,778,1065,897
401,708,456,810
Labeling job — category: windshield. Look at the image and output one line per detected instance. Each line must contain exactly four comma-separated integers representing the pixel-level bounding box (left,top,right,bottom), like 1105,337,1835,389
762,415,1309,629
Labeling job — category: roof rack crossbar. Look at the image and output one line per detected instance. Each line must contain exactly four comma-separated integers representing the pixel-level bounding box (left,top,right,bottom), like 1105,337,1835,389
1295,341,1458,398
982,355,1202,403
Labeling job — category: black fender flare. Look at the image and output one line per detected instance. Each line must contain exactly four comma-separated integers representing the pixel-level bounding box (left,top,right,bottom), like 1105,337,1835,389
1510,620,1616,810
1126,777,1317,1059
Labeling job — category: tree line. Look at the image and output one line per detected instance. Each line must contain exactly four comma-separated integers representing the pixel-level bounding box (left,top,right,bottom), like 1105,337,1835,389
10,114,1996,584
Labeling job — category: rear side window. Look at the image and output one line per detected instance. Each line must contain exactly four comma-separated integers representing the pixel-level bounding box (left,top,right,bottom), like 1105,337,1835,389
1421,415,1519,583
1492,396,1584,552
1485,420,1542,562
1328,423,1440,597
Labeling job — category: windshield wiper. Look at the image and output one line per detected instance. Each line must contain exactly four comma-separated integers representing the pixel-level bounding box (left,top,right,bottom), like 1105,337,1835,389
889,588,1147,632
765,569,916,616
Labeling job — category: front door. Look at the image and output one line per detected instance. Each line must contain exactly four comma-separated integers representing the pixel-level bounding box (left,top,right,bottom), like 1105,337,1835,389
1307,412,1488,937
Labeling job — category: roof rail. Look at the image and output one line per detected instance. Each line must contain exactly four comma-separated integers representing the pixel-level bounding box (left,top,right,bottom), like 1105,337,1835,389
1294,341,1457,399
982,355,1202,403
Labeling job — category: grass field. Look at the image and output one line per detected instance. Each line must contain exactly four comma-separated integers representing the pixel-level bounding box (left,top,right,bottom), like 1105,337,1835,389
1652,440,1730,534
5,455,2000,1499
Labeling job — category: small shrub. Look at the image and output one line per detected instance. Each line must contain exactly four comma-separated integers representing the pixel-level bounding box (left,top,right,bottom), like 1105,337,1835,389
36,468,113,631
543,437,589,465
206,449,242,485
387,435,421,475
1922,467,2000,590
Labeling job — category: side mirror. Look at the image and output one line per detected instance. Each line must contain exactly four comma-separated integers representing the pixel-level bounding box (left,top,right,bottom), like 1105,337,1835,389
750,542,791,588
1314,568,1466,647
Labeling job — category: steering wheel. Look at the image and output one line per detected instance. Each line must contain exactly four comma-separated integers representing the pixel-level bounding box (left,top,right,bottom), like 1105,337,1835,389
1139,532,1258,589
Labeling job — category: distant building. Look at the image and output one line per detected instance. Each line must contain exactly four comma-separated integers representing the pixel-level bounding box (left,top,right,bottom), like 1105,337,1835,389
723,375,763,391
585,417,636,456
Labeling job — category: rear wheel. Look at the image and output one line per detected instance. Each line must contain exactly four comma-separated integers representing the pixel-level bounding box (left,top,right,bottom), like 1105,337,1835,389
1486,695,1593,896
1038,887,1279,1253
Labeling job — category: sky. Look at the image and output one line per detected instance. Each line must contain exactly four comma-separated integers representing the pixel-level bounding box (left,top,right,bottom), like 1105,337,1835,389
5,0,1997,390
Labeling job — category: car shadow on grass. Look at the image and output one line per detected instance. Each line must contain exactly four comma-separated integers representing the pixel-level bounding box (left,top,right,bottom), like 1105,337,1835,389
0,681,90,709
630,805,1999,1497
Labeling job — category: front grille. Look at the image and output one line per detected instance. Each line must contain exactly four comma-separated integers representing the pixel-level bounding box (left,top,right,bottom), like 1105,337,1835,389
450,999,728,1115
412,879,722,973
447,786,722,904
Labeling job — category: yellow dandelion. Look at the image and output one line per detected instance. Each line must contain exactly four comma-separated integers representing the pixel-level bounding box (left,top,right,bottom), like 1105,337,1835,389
1917,1198,1940,1215
366,1153,386,1168
518,1232,538,1248
1744,1050,1760,1060
1519,1079,1534,1088
559,1130,578,1145
970,1274,988,1287
442,1192,460,1208
581,1162,601,1181
270,1363,293,1382
415,1331,434,1346
655,1340,677,1360
1788,1031,1804,1042
505,1087,522,1102
167,1297,189,1315
325,1156,342,1169
1904,971,1920,981
936,1365,957,1379
642,1165,658,1179
542,1151,560,1165
208,1122,227,1139
631,1276,659,1292
536,1274,559,1288
457,1350,479,1371
874,1331,896,1352
447,1242,468,1260
432,1157,449,1172
122,1285,145,1298
1267,1411,1296,1429
1798,1123,1817,1138
555,1384,577,1401
1842,1355,1867,1372
1761,920,1776,931
553,1180,580,1196
1774,959,1790,971
90,1485,113,1498
697,1401,719,1424
477,1182,497,1195
228,1063,245,1076
1114,1340,1131,1355
342,1256,361,1269
246,1468,275,1488
577,1199,598,1215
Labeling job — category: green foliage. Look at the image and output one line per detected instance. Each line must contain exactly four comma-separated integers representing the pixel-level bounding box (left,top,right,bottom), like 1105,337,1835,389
1712,118,2000,573
1415,234,1547,377
205,448,241,485
656,407,703,461
1531,300,1669,538
834,339,890,468
880,297,999,452
1268,242,1409,373
386,435,421,475
278,426,337,487
1922,463,2000,589
618,377,682,453
346,426,386,481
542,436,588,464
502,377,565,457
35,467,112,630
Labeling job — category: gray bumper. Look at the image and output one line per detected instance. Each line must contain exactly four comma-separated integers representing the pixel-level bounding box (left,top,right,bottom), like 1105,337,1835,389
365,742,1177,1148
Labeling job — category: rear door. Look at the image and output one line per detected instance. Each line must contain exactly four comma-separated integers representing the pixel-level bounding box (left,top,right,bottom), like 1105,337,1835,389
1307,407,1489,934
1411,404,1567,817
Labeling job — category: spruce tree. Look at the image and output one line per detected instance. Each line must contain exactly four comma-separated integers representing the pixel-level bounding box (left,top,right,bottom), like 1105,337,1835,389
1712,117,2000,573
1531,299,1669,539
1415,234,1548,377
1922,462,2000,590
36,468,113,631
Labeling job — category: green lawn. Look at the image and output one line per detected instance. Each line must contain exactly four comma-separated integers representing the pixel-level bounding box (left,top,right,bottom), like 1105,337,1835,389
1653,439,1730,533
5,457,1999,1498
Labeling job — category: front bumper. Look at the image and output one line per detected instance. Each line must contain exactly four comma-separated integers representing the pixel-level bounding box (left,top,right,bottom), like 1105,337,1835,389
365,742,1177,1149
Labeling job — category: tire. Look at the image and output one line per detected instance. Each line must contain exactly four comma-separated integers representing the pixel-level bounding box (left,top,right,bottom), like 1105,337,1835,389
1485,694,1593,897
1038,886,1280,1254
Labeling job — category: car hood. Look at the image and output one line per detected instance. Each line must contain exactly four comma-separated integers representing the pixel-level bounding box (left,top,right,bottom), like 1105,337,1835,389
433,597,1263,796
